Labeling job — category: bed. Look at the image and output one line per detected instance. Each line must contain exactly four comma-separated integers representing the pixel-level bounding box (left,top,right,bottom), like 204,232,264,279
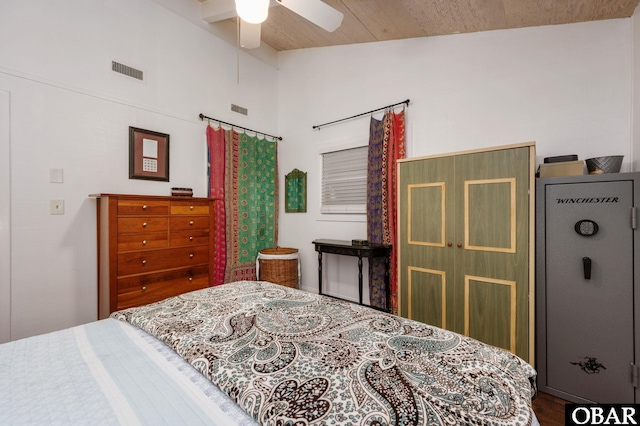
1,280,538,425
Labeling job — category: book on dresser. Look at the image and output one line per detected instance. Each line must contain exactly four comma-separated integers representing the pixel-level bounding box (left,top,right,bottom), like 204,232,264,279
91,194,218,319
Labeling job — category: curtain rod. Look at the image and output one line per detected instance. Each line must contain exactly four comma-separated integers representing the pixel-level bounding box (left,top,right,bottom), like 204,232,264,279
312,99,410,130
199,113,283,141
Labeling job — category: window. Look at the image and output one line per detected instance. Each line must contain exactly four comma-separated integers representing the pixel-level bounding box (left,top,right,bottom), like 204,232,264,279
321,146,367,214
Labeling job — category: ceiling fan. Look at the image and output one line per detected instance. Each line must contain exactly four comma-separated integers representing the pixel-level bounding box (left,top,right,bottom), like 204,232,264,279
234,0,344,49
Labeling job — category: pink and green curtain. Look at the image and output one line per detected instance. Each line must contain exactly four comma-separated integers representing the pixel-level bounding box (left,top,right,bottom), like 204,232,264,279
207,126,278,285
367,109,406,313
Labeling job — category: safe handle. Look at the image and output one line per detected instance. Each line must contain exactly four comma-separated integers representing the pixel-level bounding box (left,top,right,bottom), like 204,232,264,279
582,257,592,280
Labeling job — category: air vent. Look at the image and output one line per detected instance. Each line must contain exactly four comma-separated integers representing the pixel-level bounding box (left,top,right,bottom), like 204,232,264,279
111,61,144,81
230,103,248,116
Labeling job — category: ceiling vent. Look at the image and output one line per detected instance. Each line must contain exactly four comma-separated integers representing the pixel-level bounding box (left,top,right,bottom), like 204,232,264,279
230,103,248,116
111,61,144,81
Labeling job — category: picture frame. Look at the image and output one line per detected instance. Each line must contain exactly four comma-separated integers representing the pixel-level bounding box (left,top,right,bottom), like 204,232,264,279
285,168,307,213
129,127,170,181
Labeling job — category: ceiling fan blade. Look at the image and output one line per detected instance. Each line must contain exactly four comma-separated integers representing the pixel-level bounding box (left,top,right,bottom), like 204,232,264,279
276,0,343,32
240,19,262,49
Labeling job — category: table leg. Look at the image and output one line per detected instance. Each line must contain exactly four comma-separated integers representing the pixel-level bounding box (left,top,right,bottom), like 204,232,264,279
385,252,390,312
358,255,363,305
317,251,323,295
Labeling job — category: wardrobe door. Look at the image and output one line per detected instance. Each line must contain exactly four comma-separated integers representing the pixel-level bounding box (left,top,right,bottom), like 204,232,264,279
455,146,531,360
399,155,455,330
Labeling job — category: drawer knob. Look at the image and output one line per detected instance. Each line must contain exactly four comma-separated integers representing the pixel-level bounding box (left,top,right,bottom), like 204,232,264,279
142,222,148,227
447,242,452,247
189,253,194,258
189,220,194,225
142,259,147,265
457,243,462,248
142,240,147,245
189,236,194,241
142,205,147,210
142,286,147,291
189,205,194,210
188,277,193,281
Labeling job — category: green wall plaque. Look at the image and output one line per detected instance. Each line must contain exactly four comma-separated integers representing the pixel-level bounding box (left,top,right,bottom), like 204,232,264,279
285,169,307,213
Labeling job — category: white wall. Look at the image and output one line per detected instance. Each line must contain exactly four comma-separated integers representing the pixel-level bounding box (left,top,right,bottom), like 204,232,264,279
277,19,633,300
0,0,278,340
0,90,10,343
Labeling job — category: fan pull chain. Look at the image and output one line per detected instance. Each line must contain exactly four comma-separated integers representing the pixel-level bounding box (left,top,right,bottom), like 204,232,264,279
236,16,241,84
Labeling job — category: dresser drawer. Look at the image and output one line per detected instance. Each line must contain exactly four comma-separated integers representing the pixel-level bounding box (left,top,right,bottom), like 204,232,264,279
116,265,210,310
118,217,168,234
170,229,209,247
118,264,209,293
118,199,169,216
169,216,209,231
117,245,210,276
171,200,210,215
118,231,168,252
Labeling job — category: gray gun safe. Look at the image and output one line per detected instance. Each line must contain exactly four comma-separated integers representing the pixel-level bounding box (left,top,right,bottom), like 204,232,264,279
536,172,640,403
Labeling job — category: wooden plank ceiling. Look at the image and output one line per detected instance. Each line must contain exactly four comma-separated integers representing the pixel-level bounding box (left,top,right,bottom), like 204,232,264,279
217,0,640,51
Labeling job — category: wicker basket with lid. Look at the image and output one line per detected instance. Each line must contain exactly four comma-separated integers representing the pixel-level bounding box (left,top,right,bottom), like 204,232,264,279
257,247,299,288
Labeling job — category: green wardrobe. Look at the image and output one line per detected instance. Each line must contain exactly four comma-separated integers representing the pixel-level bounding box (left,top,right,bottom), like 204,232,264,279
398,142,535,362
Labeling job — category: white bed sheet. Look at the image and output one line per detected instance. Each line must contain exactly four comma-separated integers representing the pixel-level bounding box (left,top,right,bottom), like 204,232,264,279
0,318,258,425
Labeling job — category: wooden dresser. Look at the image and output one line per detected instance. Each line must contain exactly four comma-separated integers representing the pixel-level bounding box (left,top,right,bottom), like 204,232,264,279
93,194,217,319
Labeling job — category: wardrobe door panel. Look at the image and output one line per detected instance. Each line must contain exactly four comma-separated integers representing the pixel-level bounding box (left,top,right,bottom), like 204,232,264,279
407,266,447,329
465,275,516,352
408,183,445,247
399,156,455,329
465,179,515,252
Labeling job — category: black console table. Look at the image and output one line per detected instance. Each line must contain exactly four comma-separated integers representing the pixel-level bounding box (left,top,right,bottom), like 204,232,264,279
312,239,392,312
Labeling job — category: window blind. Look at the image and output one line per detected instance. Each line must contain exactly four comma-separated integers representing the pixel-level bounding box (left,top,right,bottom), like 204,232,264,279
321,146,367,214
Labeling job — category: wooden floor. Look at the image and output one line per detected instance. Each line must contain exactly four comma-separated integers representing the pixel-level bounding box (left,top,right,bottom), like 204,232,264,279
532,391,569,426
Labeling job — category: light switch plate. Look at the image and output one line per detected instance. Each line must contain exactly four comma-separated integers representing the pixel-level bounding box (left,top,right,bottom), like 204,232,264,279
50,200,64,215
49,168,63,183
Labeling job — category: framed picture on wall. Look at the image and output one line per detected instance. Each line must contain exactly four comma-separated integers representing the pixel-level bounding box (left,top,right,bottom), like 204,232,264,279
129,127,170,181
285,168,307,213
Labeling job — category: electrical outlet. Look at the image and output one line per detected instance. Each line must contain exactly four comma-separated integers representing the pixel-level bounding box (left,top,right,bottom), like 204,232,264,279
50,200,64,215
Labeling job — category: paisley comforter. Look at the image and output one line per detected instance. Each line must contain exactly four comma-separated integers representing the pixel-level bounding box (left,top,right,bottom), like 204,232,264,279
112,280,536,426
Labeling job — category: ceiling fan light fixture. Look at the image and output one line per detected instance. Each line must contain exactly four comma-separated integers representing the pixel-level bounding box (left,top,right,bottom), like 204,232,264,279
235,0,269,24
